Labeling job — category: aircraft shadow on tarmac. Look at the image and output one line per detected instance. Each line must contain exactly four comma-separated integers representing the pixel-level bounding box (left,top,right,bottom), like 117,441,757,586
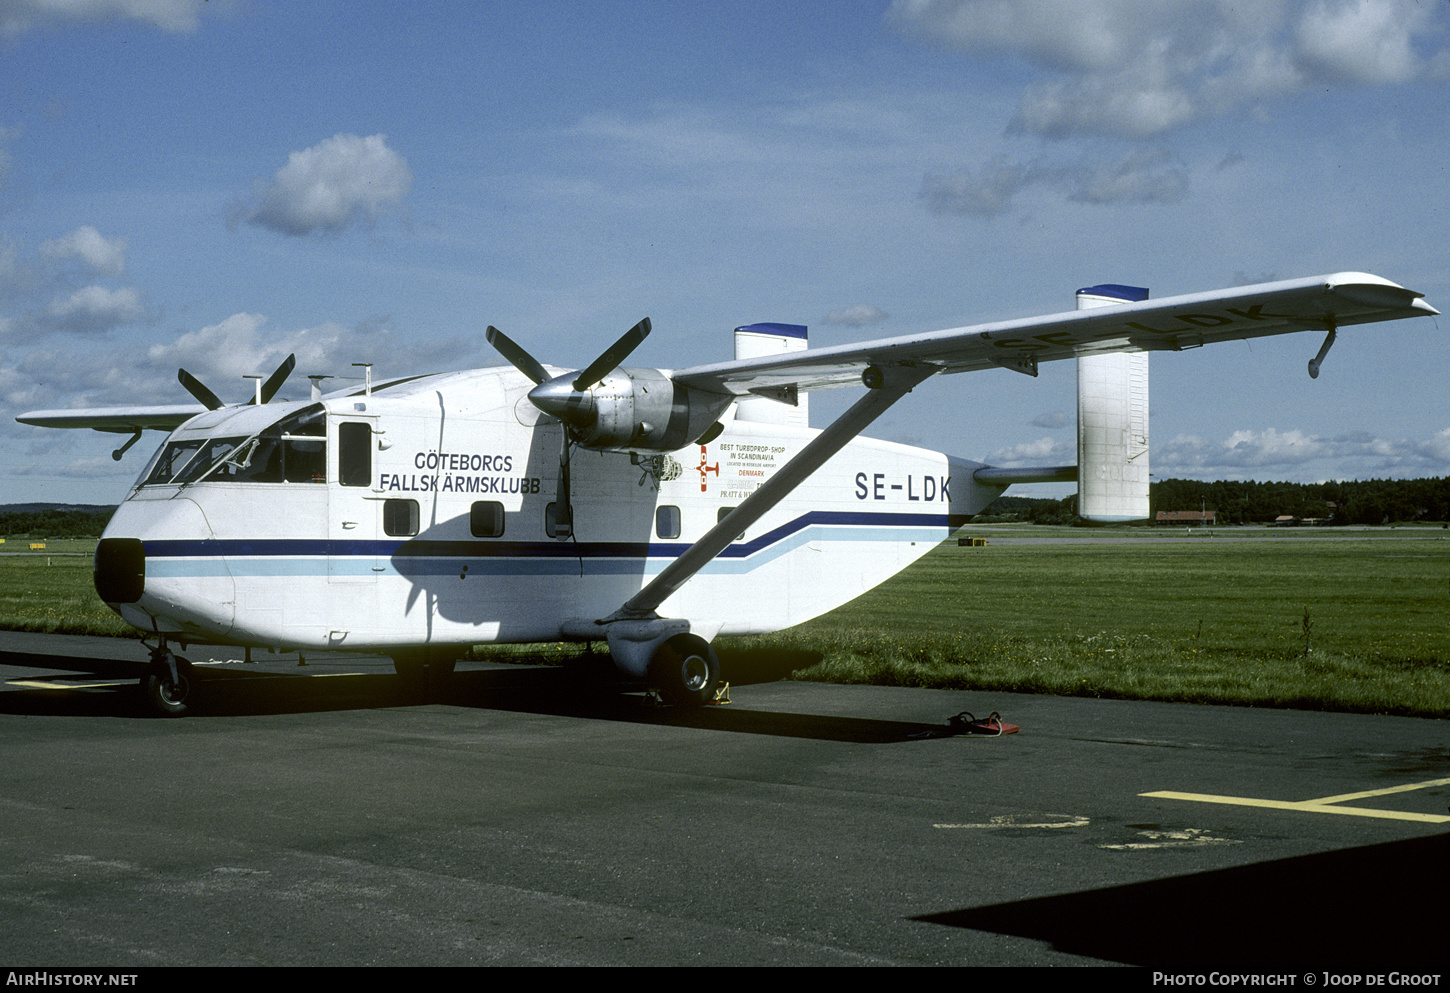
913,831,1449,969
0,654,957,743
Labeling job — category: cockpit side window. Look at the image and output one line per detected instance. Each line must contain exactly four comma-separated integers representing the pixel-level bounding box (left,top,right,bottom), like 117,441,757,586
140,403,328,487
142,438,211,485
172,436,247,484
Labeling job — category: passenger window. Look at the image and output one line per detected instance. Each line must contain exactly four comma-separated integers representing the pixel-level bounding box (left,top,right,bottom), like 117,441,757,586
545,502,571,539
717,505,743,542
656,505,681,540
383,499,418,536
471,501,505,537
339,422,372,487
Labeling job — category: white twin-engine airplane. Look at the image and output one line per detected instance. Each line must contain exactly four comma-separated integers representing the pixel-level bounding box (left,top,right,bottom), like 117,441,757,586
16,272,1438,715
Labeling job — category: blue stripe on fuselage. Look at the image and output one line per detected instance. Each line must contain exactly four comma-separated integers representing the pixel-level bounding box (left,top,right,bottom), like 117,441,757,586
140,510,968,579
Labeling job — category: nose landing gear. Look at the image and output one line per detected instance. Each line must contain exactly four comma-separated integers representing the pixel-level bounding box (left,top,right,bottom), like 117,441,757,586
143,640,194,717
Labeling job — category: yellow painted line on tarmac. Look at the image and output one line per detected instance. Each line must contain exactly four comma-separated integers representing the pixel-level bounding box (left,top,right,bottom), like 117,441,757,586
5,678,132,691
1143,777,1450,824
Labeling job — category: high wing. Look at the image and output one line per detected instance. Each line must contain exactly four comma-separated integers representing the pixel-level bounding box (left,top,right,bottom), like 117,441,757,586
16,355,303,436
671,272,1437,395
15,404,205,433
584,270,1436,630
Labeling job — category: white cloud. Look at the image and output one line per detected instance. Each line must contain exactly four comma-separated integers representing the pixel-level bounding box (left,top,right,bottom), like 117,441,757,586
921,147,1188,215
1294,0,1430,85
823,303,889,326
987,435,1074,465
1418,428,1450,465
0,0,213,38
888,0,1448,140
2,311,481,439
233,134,413,237
42,285,144,334
1155,426,1450,479
1065,146,1189,204
137,313,475,403
39,226,127,277
921,156,1038,217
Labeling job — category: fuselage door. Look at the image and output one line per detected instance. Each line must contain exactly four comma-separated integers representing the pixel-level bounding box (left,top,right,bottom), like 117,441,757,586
329,418,380,583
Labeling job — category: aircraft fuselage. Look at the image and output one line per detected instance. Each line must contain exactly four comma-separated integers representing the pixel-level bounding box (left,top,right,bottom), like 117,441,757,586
95,367,1004,657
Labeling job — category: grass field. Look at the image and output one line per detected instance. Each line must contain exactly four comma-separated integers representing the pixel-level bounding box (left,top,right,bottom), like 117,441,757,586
714,528,1450,718
0,541,132,637
1,529,1446,716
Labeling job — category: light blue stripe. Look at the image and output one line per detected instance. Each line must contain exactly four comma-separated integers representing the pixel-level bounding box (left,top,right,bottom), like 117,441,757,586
143,524,951,581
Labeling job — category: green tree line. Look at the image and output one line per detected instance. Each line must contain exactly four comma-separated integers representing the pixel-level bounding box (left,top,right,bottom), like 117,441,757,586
979,476,1450,526
0,507,116,538
1151,476,1450,525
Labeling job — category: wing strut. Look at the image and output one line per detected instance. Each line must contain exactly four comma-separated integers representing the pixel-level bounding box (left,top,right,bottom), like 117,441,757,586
1307,320,1337,380
603,362,937,624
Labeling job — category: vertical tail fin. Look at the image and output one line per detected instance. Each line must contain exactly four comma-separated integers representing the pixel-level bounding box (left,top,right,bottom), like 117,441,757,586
1076,285,1150,523
732,323,809,427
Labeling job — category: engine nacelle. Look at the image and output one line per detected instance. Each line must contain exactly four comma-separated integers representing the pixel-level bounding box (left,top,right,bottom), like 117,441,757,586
529,367,735,452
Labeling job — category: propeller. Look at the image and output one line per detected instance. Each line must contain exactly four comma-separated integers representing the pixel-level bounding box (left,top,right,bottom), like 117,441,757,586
178,368,224,411
572,317,650,391
176,354,298,412
486,319,653,539
254,353,296,404
484,326,548,385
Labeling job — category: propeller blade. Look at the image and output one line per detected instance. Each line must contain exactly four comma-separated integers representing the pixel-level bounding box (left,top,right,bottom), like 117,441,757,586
254,354,296,404
572,317,651,392
178,369,224,411
486,326,549,385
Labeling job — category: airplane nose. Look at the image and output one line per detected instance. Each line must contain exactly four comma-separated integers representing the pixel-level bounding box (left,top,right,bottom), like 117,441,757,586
527,375,595,428
94,537,145,603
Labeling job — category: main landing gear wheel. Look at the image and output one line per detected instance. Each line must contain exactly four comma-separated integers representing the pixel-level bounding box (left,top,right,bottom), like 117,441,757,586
143,655,194,717
648,634,720,708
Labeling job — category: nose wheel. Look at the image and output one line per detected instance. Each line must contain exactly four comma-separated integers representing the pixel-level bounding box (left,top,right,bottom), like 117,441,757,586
142,642,194,717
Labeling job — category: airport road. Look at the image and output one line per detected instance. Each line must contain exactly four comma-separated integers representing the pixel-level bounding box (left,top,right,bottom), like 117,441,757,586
0,632,1446,968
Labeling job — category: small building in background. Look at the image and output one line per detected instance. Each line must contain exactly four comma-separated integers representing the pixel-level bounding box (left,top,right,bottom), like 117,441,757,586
1155,510,1216,526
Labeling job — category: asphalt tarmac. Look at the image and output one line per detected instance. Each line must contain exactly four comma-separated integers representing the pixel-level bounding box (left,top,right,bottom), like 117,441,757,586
0,631,1445,968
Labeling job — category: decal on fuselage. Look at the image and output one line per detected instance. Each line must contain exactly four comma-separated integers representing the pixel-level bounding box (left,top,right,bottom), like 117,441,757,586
713,440,784,486
854,471,951,502
382,450,537,494
380,472,542,494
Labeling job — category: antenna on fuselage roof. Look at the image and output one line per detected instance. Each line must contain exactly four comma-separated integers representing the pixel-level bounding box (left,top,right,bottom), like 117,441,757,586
352,363,373,396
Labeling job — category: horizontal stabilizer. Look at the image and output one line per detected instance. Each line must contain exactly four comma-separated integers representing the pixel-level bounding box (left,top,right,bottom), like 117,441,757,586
972,465,1077,485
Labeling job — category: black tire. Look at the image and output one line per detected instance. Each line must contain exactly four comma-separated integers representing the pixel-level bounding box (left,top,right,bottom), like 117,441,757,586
143,657,193,717
648,634,719,707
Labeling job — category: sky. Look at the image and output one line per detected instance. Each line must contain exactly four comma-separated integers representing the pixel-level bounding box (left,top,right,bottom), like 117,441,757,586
1,0,1446,506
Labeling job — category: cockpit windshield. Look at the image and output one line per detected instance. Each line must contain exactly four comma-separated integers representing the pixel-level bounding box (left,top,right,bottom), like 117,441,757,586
139,404,327,487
